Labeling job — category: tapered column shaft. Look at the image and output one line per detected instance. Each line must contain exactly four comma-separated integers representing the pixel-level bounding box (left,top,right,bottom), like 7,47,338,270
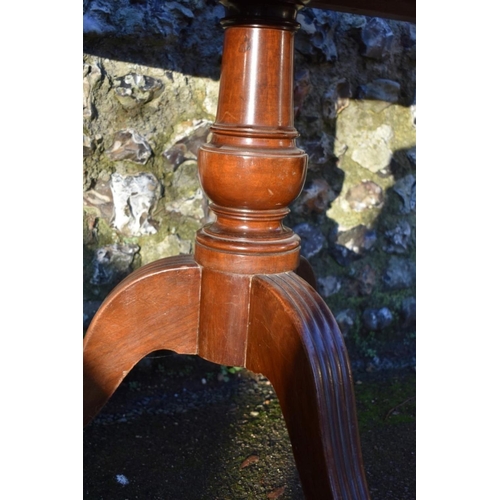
195,4,307,364
216,25,295,130
195,10,307,275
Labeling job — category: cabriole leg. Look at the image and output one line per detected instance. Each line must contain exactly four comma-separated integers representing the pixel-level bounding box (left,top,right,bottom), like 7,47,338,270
246,272,371,500
83,255,201,426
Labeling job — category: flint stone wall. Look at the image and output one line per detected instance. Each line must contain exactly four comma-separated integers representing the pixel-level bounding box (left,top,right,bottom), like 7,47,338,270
83,0,416,369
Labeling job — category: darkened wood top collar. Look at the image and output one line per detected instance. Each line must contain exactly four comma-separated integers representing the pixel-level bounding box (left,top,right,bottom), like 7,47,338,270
220,0,416,23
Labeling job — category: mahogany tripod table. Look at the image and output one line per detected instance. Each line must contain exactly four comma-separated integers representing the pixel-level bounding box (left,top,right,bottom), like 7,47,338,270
83,1,416,498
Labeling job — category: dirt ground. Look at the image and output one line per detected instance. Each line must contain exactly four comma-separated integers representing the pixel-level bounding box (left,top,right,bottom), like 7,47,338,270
83,352,415,499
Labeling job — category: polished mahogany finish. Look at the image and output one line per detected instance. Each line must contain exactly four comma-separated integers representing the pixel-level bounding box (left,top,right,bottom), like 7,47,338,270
247,273,369,498
83,255,201,425
195,21,307,276
84,0,382,497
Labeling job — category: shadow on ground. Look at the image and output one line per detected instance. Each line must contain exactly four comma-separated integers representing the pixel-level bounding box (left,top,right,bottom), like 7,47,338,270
83,352,415,499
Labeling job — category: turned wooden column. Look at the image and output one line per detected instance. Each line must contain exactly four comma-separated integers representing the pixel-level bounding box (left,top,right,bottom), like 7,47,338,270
84,1,373,497
195,2,308,366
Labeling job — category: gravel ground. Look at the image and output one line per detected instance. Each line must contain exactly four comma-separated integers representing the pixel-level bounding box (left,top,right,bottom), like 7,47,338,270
83,352,415,499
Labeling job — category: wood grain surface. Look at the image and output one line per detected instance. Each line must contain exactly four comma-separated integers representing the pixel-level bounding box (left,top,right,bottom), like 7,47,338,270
84,1,378,497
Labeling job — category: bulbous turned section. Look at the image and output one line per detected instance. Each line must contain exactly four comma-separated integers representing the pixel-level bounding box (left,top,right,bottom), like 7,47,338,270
195,3,308,274
198,146,306,212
